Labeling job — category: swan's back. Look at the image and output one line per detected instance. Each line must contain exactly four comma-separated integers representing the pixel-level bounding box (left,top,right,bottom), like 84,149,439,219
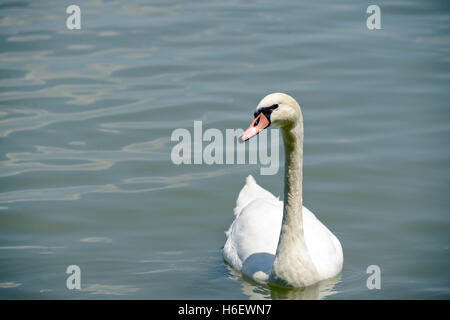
223,175,343,282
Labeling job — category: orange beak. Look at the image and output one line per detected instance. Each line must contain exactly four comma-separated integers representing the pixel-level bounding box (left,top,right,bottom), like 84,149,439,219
240,112,271,142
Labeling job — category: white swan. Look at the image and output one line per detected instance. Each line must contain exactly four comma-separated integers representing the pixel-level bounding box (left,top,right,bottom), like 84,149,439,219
223,93,343,287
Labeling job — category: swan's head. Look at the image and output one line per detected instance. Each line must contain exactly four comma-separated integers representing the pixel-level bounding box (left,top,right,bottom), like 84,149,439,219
241,92,301,141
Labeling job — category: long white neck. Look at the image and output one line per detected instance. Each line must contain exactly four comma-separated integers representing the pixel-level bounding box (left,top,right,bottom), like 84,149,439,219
269,120,319,287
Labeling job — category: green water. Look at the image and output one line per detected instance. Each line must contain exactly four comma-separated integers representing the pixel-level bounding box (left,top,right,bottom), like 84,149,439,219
0,0,449,299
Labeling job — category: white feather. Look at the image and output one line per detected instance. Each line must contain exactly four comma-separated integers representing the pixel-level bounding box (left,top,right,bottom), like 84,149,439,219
224,175,343,282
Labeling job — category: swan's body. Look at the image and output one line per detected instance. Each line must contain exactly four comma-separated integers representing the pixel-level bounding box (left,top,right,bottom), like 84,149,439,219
224,175,343,285
223,93,343,287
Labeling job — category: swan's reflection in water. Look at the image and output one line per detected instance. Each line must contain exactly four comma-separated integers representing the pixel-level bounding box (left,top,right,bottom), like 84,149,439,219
226,265,340,300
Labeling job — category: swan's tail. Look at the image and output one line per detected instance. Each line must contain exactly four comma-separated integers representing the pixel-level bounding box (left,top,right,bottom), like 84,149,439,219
225,175,280,239
234,175,278,217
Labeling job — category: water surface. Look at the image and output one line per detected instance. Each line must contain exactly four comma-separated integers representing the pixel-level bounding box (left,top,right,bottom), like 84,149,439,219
0,0,449,299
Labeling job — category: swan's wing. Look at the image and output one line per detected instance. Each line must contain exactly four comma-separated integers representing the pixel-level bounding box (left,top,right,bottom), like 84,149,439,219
224,175,282,279
224,198,282,279
234,175,279,217
303,207,344,280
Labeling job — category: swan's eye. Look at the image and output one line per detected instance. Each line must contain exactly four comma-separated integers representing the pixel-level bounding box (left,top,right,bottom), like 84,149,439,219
252,104,277,122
